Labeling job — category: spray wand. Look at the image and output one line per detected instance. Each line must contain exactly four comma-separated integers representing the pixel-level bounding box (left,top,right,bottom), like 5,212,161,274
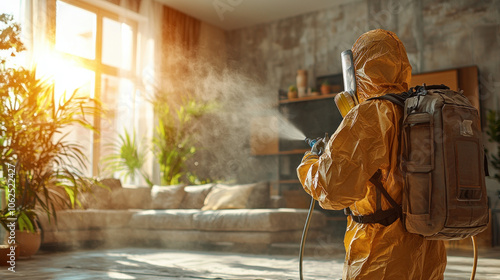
299,133,328,280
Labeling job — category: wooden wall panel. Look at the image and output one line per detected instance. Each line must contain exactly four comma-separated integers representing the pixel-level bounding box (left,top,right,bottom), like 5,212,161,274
411,66,480,113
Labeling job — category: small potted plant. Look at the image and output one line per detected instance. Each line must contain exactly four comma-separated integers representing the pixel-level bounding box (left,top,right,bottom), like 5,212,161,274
310,87,319,96
321,81,331,95
288,85,298,99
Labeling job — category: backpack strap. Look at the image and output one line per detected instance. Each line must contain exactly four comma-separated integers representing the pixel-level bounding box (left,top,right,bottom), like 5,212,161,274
367,84,451,107
414,83,450,92
367,89,413,107
344,170,402,227
370,170,402,215
369,93,406,107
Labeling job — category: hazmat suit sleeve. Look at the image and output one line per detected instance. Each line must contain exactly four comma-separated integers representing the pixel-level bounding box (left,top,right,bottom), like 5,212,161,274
297,99,398,210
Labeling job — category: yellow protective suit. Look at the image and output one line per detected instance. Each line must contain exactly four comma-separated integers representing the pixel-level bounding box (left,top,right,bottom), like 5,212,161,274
297,29,447,279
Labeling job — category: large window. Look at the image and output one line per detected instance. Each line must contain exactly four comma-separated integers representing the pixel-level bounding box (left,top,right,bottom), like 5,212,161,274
53,0,140,176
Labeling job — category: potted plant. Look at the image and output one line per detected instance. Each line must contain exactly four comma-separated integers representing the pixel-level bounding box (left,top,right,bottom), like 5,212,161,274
320,81,331,95
0,13,99,257
151,93,214,185
311,87,319,96
288,85,298,99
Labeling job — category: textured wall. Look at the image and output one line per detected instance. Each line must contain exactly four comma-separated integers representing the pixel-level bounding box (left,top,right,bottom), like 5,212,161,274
226,0,500,111
224,0,500,191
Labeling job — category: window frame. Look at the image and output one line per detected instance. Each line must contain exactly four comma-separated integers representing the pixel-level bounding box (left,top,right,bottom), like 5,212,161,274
50,0,140,176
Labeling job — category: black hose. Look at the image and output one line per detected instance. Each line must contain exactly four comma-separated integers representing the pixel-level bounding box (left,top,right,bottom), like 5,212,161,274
299,197,316,280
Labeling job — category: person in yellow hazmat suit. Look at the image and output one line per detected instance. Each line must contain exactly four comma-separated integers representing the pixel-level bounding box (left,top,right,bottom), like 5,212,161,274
297,29,447,279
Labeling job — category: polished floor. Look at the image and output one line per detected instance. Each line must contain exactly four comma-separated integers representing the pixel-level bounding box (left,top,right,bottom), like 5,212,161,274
1,246,500,280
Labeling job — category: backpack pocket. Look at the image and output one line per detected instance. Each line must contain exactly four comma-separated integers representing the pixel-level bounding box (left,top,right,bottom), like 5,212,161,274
401,113,435,231
402,113,434,173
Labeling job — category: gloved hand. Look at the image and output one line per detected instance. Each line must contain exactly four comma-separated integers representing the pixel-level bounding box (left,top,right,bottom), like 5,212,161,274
310,133,329,156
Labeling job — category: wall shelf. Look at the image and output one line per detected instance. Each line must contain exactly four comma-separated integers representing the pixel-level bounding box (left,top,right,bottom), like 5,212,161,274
251,149,310,156
279,179,301,184
279,93,337,104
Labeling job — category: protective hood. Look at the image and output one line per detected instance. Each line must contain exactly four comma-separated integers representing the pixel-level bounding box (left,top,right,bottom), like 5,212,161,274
352,29,412,103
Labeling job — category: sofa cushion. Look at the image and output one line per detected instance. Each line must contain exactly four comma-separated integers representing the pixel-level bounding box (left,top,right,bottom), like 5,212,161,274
201,183,254,210
194,208,326,232
179,184,215,209
39,210,138,231
150,184,186,209
130,209,200,230
112,185,152,209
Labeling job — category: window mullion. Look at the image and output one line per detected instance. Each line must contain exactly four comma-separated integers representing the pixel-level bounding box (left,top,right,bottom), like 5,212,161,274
92,12,103,177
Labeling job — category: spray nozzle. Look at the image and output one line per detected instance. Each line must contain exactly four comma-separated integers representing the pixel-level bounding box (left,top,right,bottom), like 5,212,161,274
305,138,317,148
304,133,329,156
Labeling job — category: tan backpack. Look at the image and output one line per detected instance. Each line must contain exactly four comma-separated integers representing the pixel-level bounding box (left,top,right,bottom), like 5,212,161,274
346,84,490,240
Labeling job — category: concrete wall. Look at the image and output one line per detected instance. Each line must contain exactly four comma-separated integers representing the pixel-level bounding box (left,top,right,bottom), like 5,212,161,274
199,22,227,70
225,0,500,198
226,0,500,111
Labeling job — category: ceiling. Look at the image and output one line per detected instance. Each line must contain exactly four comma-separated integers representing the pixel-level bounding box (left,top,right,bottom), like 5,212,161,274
157,0,354,31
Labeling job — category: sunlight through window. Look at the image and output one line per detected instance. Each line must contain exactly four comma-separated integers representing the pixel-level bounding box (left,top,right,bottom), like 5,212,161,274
54,64,95,101
48,0,142,176
100,74,135,162
103,18,133,70
56,1,96,59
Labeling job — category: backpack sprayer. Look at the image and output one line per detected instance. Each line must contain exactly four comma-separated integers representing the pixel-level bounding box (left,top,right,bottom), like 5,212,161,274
298,50,480,280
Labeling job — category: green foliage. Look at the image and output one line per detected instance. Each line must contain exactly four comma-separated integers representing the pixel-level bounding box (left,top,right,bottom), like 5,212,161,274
152,95,214,185
288,85,297,91
101,129,152,186
0,13,100,233
0,14,24,56
486,110,500,183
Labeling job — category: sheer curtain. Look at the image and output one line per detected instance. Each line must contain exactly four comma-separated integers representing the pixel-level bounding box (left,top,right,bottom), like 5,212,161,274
137,0,163,185
21,0,51,71
98,0,162,184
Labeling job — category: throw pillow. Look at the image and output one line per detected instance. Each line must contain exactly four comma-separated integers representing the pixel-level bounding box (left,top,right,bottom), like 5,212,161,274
150,184,186,209
245,182,270,208
151,185,186,209
100,178,122,190
201,183,255,211
81,178,122,209
179,184,215,209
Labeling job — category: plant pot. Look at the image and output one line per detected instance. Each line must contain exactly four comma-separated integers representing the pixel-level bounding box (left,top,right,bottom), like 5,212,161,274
288,90,298,99
330,85,342,93
321,85,331,95
15,230,41,258
0,244,15,266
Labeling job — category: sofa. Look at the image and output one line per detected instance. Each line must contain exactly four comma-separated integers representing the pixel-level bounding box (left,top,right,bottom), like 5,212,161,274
38,179,328,252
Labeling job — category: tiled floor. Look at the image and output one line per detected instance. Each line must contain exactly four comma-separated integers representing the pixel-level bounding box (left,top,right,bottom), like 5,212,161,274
1,247,500,279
